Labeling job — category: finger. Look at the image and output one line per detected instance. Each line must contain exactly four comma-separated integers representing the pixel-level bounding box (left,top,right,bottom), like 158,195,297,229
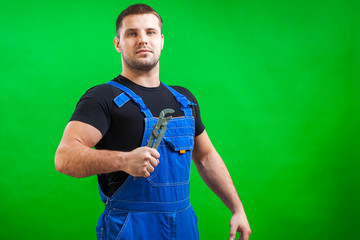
240,232,250,240
146,163,155,173
148,148,160,159
229,227,237,240
149,156,159,167
143,170,150,178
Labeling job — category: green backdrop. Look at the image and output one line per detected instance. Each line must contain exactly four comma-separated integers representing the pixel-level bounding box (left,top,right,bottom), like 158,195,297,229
1,0,359,239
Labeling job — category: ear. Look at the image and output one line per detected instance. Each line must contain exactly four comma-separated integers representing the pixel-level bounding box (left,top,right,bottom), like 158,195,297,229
114,36,121,53
161,34,164,50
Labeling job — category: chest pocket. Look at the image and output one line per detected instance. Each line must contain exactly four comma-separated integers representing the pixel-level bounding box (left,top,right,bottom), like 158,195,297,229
147,134,194,187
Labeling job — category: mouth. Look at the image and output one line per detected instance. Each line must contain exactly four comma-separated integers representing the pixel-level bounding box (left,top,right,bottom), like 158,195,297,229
136,48,152,54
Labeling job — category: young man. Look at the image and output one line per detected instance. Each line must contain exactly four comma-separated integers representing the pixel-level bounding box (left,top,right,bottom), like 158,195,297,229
55,4,251,240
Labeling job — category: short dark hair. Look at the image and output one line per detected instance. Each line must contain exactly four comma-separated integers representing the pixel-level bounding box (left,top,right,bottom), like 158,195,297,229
116,4,163,37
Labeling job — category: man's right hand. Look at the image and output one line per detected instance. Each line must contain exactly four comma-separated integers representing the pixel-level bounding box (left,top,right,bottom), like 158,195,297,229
123,147,160,177
55,121,161,178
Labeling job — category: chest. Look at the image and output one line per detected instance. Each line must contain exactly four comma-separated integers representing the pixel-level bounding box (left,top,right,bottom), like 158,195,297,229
96,91,188,151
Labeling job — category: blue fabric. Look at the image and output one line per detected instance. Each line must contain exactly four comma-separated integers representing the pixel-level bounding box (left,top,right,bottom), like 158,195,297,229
96,81,199,240
162,83,196,117
113,93,130,108
107,81,153,118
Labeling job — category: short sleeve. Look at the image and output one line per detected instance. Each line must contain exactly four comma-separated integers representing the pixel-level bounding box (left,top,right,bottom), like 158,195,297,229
70,84,114,136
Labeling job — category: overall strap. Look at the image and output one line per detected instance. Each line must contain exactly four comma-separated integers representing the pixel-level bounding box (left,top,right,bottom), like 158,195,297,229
163,83,196,117
107,81,153,118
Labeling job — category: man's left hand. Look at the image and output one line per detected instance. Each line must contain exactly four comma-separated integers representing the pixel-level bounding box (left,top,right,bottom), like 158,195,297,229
229,211,251,240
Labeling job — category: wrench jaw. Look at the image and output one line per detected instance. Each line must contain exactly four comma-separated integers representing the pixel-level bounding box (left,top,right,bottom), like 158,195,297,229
135,108,175,180
159,108,175,119
146,108,175,149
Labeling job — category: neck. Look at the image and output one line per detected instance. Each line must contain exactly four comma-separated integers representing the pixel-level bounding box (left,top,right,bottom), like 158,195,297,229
121,63,160,88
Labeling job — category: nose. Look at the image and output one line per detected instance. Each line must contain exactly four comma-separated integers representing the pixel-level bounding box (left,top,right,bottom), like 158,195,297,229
138,31,149,45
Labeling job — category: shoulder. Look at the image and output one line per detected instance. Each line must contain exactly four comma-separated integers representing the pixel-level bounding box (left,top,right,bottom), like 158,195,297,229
71,83,116,136
80,83,123,102
168,85,198,103
83,83,115,97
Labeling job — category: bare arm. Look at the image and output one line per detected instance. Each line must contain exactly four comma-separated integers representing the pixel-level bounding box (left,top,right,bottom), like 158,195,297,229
55,121,159,178
192,130,251,240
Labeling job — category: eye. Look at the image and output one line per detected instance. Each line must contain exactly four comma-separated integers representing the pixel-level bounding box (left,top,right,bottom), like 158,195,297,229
148,31,155,35
128,32,136,36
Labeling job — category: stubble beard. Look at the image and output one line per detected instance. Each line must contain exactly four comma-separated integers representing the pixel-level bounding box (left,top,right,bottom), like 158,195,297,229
122,52,160,72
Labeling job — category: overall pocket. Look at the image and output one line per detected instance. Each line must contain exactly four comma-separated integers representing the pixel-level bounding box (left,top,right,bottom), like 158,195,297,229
147,135,194,187
106,211,131,240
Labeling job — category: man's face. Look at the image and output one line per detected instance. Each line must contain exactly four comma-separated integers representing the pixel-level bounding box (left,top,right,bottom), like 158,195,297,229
116,14,164,71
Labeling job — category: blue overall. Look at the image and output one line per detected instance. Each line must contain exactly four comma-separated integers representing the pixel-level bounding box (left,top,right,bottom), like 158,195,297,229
95,81,199,240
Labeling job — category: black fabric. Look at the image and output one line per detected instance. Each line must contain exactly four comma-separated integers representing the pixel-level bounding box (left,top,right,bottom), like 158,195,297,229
70,75,205,196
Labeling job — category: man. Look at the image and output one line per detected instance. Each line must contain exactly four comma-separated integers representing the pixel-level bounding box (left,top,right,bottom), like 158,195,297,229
55,4,251,240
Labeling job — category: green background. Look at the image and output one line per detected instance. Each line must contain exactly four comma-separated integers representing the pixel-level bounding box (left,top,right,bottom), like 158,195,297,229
1,0,359,239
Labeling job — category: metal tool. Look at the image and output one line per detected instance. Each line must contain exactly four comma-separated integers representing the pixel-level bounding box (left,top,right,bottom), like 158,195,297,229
134,108,175,180
146,108,175,149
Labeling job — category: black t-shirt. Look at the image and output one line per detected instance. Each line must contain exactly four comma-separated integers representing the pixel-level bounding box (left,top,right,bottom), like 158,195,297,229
70,75,205,196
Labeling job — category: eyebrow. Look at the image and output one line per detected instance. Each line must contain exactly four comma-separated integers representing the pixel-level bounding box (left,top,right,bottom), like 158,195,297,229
124,28,158,33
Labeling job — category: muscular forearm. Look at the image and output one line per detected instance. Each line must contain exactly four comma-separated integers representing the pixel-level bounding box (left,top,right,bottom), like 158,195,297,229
55,140,125,178
192,131,252,239
193,149,244,214
55,121,160,178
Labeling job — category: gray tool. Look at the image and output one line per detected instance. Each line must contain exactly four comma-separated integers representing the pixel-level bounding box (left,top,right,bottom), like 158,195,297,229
146,108,175,149
134,108,175,180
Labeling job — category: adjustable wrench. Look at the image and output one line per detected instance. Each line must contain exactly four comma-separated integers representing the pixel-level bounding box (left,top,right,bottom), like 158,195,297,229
134,108,174,180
